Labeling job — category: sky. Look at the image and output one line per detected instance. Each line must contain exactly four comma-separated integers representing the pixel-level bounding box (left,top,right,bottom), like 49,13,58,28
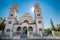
0,0,60,28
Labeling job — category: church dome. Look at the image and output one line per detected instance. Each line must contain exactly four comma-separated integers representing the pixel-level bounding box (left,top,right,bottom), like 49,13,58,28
22,13,32,18
19,13,33,23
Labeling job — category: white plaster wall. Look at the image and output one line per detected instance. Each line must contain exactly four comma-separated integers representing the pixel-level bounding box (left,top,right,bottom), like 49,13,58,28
5,19,17,32
13,25,21,32
13,23,36,34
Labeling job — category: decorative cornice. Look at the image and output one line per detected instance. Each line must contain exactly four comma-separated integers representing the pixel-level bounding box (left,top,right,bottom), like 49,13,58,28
14,22,36,25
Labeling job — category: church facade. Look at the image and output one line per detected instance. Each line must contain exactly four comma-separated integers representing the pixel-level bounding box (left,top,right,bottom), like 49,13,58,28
4,3,45,39
5,3,44,36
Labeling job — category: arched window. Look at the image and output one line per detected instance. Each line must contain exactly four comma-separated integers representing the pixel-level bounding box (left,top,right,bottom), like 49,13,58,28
28,26,33,31
8,21,12,24
10,14,13,16
38,21,41,23
17,27,21,31
37,14,40,16
7,29,10,32
23,20,29,23
39,28,42,31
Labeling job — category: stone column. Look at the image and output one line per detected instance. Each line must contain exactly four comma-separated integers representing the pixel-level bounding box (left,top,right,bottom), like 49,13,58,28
52,31,55,37
27,31,34,38
10,32,13,39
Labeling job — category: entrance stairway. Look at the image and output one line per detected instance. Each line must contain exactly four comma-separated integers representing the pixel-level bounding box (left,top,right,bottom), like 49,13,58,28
20,34,27,40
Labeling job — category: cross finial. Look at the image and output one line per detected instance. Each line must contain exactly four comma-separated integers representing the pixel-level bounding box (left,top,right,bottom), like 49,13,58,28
12,4,18,9
34,3,39,9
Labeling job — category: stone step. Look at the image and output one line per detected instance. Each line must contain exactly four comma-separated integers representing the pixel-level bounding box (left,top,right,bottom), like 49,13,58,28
27,39,60,40
20,34,27,40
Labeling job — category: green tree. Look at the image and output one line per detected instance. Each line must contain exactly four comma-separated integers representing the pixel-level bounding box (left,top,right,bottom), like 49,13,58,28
56,24,60,31
0,17,6,31
50,19,55,31
45,28,52,35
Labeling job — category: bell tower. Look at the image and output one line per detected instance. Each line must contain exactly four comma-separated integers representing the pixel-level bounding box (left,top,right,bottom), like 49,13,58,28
5,4,18,32
34,3,44,36
8,4,18,19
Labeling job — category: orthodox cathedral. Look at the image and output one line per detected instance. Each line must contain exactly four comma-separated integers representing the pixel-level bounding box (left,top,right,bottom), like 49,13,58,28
3,3,60,40
4,3,44,39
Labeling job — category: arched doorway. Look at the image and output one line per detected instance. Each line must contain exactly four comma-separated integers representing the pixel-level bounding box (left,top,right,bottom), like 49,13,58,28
16,27,21,35
17,27,21,31
28,26,33,31
23,27,27,34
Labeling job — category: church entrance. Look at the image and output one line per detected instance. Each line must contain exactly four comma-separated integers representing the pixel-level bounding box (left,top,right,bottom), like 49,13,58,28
23,27,27,34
